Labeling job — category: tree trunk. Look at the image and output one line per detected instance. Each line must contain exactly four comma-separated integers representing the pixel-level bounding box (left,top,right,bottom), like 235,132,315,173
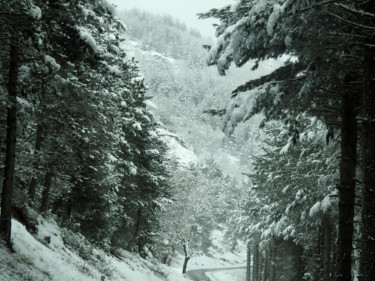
132,207,145,256
28,124,44,200
263,251,269,281
296,246,306,281
259,251,264,281
269,236,276,281
336,92,358,281
0,39,18,248
359,23,375,281
313,226,322,281
182,242,190,274
253,242,259,281
39,171,53,212
246,242,251,281
331,228,337,281
323,214,332,281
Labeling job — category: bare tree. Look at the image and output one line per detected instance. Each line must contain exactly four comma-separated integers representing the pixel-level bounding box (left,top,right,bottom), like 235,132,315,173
160,165,213,274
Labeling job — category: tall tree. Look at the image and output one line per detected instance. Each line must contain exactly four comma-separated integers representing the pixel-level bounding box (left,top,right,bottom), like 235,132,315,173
0,36,18,248
1,0,171,253
0,0,39,247
358,2,375,280
200,2,369,280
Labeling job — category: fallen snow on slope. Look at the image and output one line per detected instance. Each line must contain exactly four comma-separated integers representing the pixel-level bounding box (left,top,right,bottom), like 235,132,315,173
157,128,198,166
1,217,190,281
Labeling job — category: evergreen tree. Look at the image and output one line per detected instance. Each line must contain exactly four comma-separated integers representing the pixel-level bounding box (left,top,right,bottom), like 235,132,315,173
201,1,373,279
1,0,171,253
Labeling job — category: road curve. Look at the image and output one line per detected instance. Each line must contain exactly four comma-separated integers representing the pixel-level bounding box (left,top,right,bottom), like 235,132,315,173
186,266,246,281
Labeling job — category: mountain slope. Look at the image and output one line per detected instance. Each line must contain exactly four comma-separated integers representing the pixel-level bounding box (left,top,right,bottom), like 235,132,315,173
0,216,190,281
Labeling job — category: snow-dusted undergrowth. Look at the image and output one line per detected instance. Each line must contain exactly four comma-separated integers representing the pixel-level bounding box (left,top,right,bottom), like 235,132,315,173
0,217,190,281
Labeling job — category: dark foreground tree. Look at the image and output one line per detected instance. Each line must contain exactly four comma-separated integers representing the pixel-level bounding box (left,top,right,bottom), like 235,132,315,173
0,1,38,247
0,37,18,248
201,1,373,279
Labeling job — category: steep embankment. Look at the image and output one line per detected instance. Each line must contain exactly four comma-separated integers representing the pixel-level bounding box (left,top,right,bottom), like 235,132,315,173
0,216,190,281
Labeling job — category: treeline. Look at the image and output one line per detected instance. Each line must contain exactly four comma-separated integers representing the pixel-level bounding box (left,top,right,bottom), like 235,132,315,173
119,8,210,66
202,1,375,281
0,0,169,256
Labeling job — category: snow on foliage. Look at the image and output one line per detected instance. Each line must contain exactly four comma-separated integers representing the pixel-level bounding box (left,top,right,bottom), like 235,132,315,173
16,97,33,109
132,122,142,131
321,194,334,213
107,64,121,75
109,44,120,54
309,201,321,217
207,17,248,74
221,83,284,135
231,0,244,12
116,19,127,34
29,4,42,20
279,137,292,154
44,55,61,71
146,149,160,155
144,99,158,110
77,26,98,52
267,3,282,35
261,227,272,239
79,4,96,18
221,86,265,135
274,216,287,234
101,0,116,15
284,35,292,47
129,166,137,175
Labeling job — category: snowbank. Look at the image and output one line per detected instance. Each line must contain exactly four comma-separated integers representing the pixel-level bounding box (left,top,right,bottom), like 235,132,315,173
206,268,245,281
1,217,191,281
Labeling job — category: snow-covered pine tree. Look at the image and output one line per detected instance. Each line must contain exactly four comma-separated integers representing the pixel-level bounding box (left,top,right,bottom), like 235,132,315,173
240,115,338,280
201,1,371,280
0,0,41,248
1,0,170,252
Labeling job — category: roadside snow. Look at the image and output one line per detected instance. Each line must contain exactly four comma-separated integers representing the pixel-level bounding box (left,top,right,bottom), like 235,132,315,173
206,269,245,281
170,228,246,273
1,218,191,281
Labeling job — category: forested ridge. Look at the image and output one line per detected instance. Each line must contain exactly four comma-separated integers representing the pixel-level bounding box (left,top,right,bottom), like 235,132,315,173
0,0,169,255
0,1,245,279
1,1,375,281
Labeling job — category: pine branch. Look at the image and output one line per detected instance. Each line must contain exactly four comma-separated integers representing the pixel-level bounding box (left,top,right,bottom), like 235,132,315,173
334,3,375,18
317,87,344,97
203,108,226,116
328,31,368,39
232,62,305,96
298,0,336,12
327,12,375,30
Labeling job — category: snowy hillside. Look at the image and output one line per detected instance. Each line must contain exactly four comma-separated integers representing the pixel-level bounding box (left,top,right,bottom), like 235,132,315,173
1,215,246,281
0,216,191,281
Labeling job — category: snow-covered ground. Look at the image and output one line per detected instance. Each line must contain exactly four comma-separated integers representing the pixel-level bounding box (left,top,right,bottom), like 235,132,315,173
0,217,191,281
171,228,246,272
206,269,245,281
1,217,245,281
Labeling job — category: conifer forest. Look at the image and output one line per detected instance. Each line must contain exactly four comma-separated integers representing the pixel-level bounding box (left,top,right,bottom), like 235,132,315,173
0,1,374,281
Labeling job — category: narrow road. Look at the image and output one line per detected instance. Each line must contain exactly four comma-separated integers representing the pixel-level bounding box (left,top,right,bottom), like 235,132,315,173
186,266,246,281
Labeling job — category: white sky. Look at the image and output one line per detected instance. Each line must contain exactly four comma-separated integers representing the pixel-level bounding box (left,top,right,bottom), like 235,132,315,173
108,0,234,39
